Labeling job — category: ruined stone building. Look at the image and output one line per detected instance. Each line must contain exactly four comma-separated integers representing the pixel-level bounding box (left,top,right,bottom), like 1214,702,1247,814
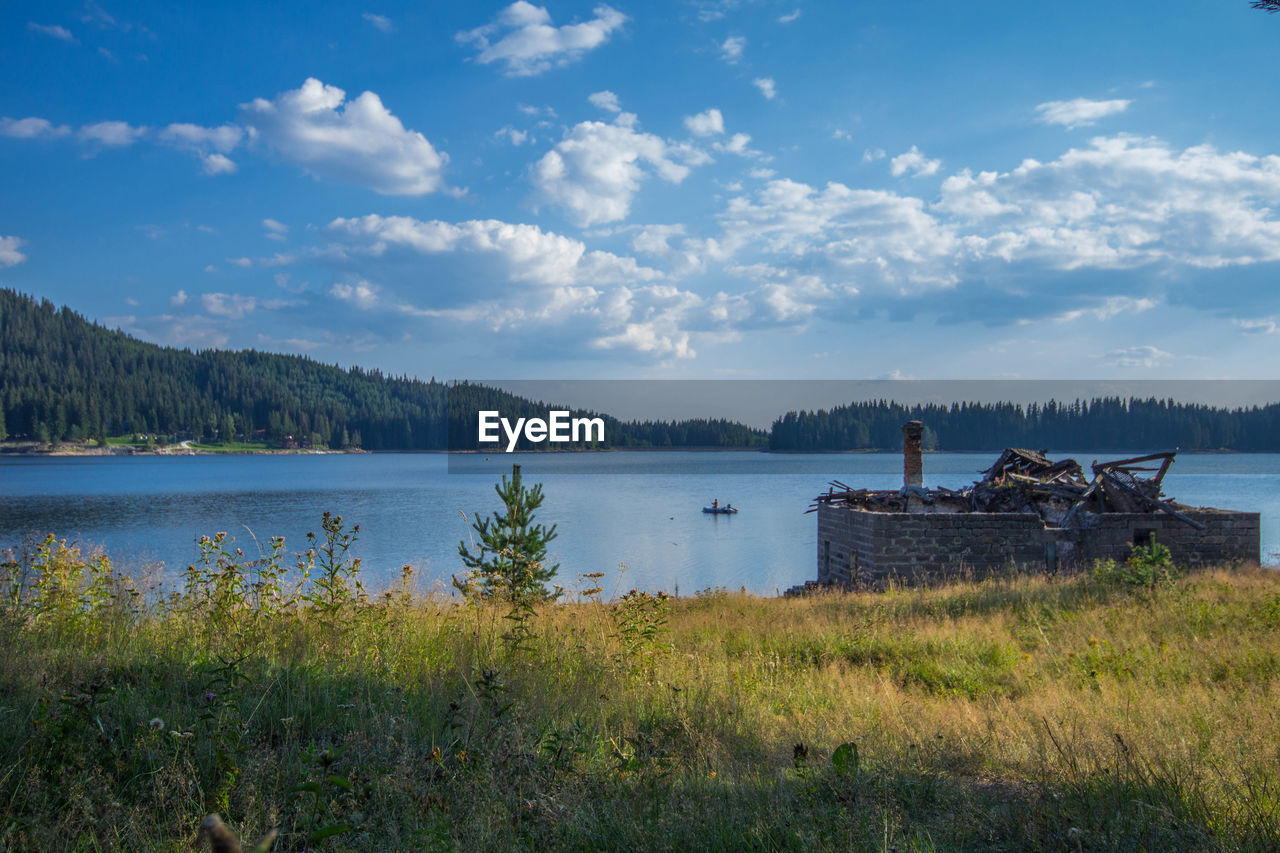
804,421,1260,589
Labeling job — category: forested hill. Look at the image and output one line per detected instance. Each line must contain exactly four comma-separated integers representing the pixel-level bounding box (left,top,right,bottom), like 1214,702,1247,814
769,398,1280,452
0,289,766,450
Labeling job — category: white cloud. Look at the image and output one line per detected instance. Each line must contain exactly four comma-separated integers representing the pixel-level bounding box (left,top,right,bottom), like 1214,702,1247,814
495,125,530,145
683,108,724,137
532,112,703,227
1103,345,1172,368
862,147,885,162
329,214,662,286
240,77,449,196
201,292,259,319
720,35,746,63
201,153,236,175
720,178,958,291
778,9,801,23
890,145,941,177
1235,316,1280,335
27,22,77,42
457,2,626,77
170,289,188,306
362,13,393,33
1048,295,1156,324
263,218,289,241
79,120,147,147
753,77,776,100
331,280,382,309
0,117,71,139
714,132,760,157
157,122,244,174
1035,97,1131,129
588,90,621,113
935,135,1280,271
0,236,27,268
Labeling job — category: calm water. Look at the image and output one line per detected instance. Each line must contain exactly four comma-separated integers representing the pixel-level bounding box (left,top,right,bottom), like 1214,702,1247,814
1,451,1277,595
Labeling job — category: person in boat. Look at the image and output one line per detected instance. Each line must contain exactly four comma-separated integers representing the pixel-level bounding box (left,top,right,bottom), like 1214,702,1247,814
712,498,719,509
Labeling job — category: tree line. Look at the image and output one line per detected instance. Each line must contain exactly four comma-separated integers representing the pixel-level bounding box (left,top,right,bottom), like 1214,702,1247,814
767,397,1280,452
0,289,765,450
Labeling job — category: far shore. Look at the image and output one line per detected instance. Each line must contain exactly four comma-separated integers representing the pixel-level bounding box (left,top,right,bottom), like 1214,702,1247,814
0,442,1259,458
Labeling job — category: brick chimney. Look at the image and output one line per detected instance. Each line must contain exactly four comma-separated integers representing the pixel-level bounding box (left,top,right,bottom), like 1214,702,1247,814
902,421,924,489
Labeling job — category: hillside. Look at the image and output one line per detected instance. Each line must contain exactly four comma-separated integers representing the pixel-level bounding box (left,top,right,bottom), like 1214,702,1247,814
0,289,766,450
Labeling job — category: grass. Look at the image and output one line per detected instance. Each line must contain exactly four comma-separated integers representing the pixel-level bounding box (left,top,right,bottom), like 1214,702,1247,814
1,530,1278,851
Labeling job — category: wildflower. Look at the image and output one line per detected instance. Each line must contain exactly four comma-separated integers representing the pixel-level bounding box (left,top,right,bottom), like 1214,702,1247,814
148,717,164,731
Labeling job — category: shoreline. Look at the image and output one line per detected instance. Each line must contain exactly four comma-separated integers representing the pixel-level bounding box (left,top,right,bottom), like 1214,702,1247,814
0,443,1261,457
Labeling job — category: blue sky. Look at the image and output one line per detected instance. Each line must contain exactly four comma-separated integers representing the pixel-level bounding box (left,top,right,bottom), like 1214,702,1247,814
3,0,1280,381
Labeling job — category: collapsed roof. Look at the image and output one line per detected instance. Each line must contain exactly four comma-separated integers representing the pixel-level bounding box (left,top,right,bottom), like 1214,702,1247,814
811,449,1205,530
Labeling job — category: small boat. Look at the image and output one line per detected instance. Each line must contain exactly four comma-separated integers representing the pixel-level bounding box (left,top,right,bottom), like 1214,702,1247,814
702,505,739,514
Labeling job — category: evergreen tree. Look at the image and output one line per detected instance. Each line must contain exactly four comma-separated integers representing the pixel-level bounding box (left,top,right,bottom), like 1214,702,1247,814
457,465,560,601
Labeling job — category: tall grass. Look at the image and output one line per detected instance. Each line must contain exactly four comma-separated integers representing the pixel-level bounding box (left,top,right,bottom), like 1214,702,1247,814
1,527,1277,850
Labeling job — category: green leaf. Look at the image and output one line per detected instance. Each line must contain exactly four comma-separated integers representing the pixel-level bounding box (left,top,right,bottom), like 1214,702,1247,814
832,741,859,777
287,781,323,795
326,774,353,791
309,823,354,843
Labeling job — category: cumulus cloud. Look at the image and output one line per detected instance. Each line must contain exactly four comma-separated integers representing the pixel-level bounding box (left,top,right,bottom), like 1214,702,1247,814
157,122,244,174
495,125,530,146
935,135,1280,271
720,178,958,291
719,35,745,63
329,214,662,286
753,77,776,100
330,280,381,309
588,90,621,113
240,77,449,195
683,108,724,137
170,289,188,306
890,145,941,177
0,117,71,139
28,22,77,42
457,2,626,77
79,120,147,147
686,108,727,137
1035,97,1131,129
201,292,259,319
0,236,27,268
687,131,1280,334
778,9,801,23
532,112,705,227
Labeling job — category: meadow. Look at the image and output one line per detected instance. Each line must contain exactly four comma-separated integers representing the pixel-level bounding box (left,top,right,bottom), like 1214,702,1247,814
1,520,1278,851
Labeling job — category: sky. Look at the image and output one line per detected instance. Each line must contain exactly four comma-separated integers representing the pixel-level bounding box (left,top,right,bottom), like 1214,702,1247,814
3,0,1280,382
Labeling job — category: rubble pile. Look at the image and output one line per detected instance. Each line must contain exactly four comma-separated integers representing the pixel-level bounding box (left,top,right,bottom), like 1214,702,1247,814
810,448,1204,530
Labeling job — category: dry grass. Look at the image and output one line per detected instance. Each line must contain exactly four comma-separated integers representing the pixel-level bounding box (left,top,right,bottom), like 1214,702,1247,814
1,539,1278,850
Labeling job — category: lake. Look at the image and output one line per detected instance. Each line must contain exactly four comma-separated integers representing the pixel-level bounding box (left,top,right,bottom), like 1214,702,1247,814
1,451,1276,596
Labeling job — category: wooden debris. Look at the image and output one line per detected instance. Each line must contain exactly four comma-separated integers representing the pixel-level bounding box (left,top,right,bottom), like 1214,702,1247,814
811,449,1199,528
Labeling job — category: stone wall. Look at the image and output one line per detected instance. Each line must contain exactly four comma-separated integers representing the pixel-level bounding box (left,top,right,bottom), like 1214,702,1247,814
816,504,1260,586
